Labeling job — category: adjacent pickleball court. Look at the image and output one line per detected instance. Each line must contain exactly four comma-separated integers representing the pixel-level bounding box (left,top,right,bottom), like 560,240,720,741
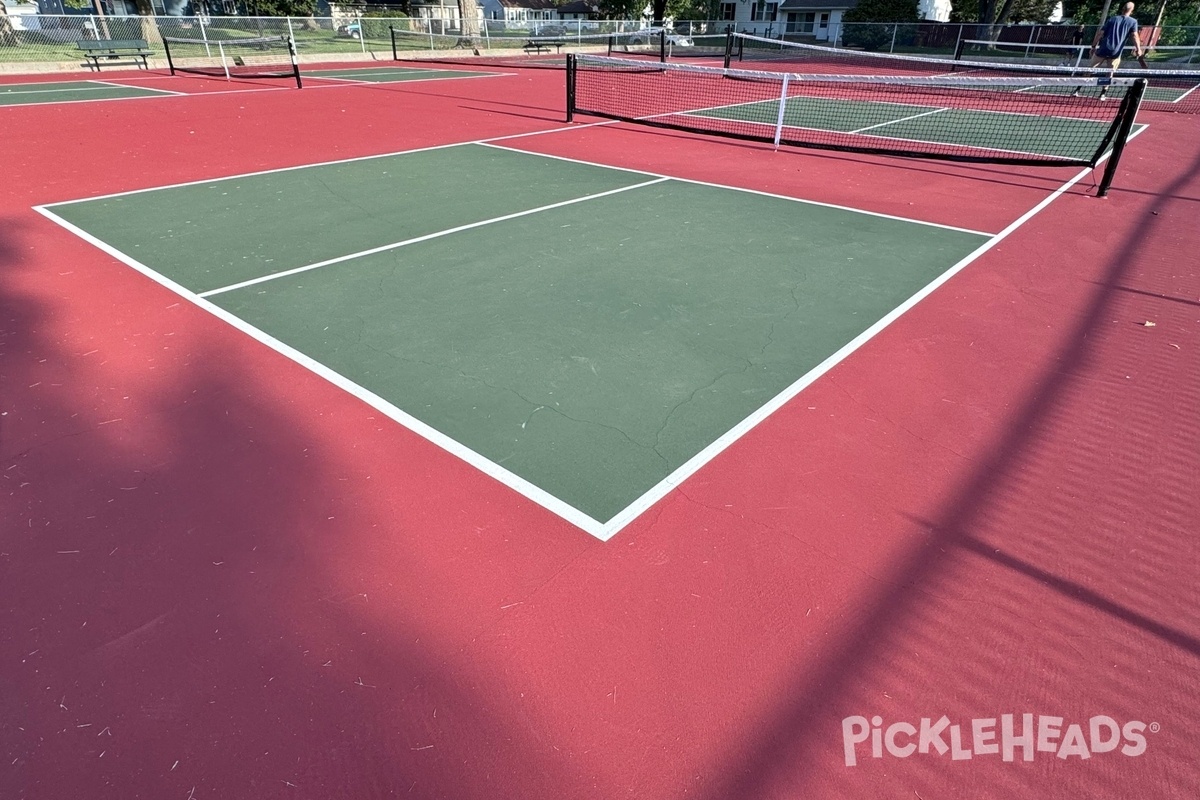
0,80,177,106
307,65,502,83
41,142,990,536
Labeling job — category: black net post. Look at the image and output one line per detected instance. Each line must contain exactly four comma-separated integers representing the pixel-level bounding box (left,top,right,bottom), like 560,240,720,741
1096,78,1147,197
566,53,576,122
390,26,398,61
659,30,666,63
288,36,302,89
723,30,733,69
164,36,177,75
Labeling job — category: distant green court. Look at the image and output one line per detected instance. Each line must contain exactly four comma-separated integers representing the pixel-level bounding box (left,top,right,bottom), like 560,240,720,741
44,143,988,530
688,96,1116,161
308,66,499,83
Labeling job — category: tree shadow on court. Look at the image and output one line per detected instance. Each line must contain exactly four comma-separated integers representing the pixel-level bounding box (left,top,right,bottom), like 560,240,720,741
0,211,593,799
686,127,1200,799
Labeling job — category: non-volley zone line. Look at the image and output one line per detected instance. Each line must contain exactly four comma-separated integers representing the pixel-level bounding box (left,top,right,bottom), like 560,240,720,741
197,177,669,297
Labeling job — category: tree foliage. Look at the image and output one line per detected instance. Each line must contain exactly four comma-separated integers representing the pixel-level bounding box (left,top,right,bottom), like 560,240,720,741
843,0,920,22
966,0,1061,25
667,0,720,20
244,0,318,14
598,0,644,17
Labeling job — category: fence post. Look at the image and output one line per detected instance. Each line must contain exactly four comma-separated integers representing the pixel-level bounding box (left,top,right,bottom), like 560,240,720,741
198,14,211,56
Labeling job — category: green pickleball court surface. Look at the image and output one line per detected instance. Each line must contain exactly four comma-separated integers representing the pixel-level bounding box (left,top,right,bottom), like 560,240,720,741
688,96,1111,161
307,66,498,82
50,144,987,523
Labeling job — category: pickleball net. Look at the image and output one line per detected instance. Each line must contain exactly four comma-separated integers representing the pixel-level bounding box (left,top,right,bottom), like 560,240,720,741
163,35,302,88
566,54,1146,195
729,32,1198,114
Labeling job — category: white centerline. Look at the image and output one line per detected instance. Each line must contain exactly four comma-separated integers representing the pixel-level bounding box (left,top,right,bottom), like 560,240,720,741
198,177,668,297
849,107,948,135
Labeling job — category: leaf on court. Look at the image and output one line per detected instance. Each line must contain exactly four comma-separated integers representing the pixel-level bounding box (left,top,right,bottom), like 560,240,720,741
1141,320,1156,327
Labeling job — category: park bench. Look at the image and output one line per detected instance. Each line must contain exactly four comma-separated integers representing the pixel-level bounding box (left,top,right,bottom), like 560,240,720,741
78,39,153,71
523,39,565,55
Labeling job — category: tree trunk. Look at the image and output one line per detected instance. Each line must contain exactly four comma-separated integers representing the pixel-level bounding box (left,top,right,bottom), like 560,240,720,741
458,0,480,38
0,0,18,49
652,0,667,26
135,0,164,44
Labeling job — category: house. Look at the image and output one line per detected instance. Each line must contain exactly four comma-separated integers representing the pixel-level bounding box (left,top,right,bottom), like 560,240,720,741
478,0,561,24
717,0,856,42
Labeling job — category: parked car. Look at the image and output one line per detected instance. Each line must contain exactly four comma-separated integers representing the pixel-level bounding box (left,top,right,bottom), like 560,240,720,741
336,22,362,40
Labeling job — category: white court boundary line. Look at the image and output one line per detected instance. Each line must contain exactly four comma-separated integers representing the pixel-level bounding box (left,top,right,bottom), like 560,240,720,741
34,126,1146,541
32,202,610,538
598,125,1149,536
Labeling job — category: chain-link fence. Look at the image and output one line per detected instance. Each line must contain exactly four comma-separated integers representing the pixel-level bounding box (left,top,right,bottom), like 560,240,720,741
1,15,1196,68
829,21,1200,57
0,15,738,67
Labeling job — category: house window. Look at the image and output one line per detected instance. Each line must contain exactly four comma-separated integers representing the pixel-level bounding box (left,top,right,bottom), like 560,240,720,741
751,2,778,22
720,1,736,20
786,12,815,33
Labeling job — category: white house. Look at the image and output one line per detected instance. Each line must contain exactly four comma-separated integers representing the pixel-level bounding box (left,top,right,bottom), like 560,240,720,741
718,0,856,42
478,0,562,23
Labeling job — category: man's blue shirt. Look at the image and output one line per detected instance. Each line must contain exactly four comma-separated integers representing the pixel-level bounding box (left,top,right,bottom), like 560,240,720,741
1097,15,1138,58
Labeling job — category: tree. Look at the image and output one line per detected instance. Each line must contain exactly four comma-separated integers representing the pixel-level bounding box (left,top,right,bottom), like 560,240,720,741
843,0,920,23
458,0,480,37
842,0,918,50
599,0,644,18
0,0,17,48
667,0,721,20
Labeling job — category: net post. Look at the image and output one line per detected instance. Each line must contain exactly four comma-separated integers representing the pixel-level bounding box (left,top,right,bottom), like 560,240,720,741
288,35,301,89
164,36,176,75
953,34,966,61
660,30,667,63
390,25,398,61
566,53,576,123
1096,78,1146,197
772,73,790,150
218,41,230,81
723,30,733,69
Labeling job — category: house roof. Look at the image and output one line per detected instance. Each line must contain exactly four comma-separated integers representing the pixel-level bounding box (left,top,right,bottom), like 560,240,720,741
778,0,856,9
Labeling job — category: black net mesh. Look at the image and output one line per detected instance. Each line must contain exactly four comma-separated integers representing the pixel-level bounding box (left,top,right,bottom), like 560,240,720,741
569,55,1144,171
